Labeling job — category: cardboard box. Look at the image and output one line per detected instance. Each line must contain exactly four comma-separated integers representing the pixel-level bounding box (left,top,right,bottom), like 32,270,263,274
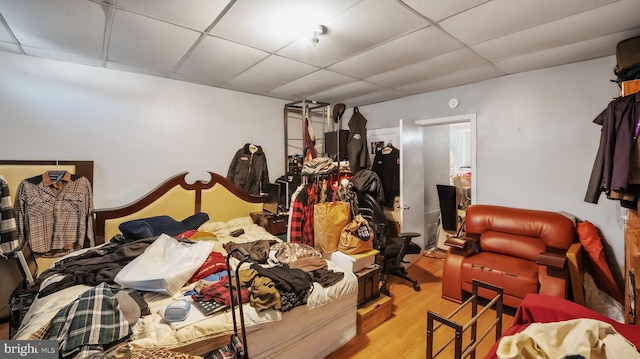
355,265,381,307
324,249,379,272
357,294,392,334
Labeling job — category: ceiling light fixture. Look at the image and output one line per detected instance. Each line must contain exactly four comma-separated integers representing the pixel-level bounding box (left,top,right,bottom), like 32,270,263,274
311,25,326,47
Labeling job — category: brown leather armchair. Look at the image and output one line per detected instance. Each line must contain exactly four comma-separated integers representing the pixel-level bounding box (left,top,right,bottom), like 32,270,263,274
441,204,576,308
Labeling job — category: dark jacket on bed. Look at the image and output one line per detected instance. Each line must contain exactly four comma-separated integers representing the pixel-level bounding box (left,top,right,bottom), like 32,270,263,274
37,236,156,297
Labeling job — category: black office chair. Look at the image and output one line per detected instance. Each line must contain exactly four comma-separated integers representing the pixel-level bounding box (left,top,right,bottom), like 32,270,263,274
357,192,422,295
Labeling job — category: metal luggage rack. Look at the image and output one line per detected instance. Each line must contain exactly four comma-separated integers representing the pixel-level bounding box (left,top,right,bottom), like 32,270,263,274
426,280,503,359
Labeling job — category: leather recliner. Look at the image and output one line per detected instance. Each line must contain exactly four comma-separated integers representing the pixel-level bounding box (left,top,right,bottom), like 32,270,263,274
441,204,576,308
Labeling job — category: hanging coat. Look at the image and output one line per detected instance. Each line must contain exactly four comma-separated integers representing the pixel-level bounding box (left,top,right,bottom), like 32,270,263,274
227,143,270,195
347,107,371,174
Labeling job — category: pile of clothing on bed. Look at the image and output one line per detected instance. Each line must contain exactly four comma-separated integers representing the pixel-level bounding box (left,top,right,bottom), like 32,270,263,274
19,214,347,359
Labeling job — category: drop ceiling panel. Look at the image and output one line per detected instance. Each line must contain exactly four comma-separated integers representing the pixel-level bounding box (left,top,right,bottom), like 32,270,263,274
494,31,640,74
439,0,617,45
277,0,428,67
270,69,355,99
210,0,359,53
367,48,489,88
328,27,463,79
342,88,408,107
0,21,14,42
402,0,488,22
227,54,318,92
397,64,504,94
174,35,269,85
0,41,18,53
108,9,200,72
309,81,384,104
1,0,640,107
0,0,105,58
114,0,231,31
472,0,640,62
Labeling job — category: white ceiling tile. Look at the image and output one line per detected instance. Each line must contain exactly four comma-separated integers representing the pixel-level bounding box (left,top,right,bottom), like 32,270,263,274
367,48,489,88
114,0,231,31
0,0,105,58
493,30,640,74
277,0,428,67
210,0,359,52
397,64,504,94
328,27,463,79
227,55,318,91
23,45,104,67
342,88,409,107
402,0,488,22
472,0,640,62
270,70,354,99
106,60,168,77
108,9,200,72
0,21,14,42
308,81,384,104
440,0,617,45
174,35,269,84
0,41,19,53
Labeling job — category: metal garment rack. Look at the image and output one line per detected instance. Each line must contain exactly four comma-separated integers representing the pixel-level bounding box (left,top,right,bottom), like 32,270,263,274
283,99,330,174
426,280,503,359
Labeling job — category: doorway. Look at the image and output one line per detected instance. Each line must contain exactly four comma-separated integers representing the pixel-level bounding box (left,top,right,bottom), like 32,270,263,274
400,114,476,250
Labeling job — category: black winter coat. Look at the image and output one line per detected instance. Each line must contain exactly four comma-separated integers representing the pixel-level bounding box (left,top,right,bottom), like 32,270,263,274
227,143,270,195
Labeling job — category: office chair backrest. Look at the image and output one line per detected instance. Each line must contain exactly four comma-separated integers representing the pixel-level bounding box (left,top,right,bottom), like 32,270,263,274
436,184,459,231
357,192,387,250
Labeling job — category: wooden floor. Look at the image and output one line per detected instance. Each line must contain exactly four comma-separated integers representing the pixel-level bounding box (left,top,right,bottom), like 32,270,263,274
0,252,515,359
326,251,515,359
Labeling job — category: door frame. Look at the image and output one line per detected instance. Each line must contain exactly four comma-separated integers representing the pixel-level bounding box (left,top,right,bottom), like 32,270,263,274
415,113,477,205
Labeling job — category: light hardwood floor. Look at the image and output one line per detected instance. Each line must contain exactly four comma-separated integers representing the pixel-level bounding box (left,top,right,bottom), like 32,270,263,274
0,252,515,358
326,251,515,359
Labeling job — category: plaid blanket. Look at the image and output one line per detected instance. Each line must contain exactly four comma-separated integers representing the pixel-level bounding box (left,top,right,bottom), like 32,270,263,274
34,283,131,358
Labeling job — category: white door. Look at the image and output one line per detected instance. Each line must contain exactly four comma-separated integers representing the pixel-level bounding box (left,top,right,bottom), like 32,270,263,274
400,119,425,249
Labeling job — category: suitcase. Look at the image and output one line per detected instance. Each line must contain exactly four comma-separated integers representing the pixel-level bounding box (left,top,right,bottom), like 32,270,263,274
614,35,640,83
207,248,250,359
1,241,38,321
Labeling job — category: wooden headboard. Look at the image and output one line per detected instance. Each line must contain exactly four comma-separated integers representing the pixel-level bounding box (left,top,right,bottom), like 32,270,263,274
94,172,264,244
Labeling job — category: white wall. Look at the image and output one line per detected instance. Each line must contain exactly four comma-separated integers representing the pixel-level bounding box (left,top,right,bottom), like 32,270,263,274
1,50,627,274
0,51,288,209
359,56,626,274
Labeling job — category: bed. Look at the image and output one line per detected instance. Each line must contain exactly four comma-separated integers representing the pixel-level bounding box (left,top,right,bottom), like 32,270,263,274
9,169,358,358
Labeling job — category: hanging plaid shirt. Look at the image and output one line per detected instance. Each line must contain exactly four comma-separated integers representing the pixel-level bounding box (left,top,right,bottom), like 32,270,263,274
301,183,318,247
14,171,94,254
0,175,19,255
289,185,306,244
43,283,131,358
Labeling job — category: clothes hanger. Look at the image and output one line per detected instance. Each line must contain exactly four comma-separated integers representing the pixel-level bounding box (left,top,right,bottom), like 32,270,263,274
249,138,258,154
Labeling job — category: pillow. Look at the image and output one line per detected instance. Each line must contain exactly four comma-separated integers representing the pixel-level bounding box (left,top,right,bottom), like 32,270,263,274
119,212,210,240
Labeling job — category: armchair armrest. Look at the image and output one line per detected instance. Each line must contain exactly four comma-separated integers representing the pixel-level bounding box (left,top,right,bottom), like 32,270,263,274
444,234,479,250
536,251,566,269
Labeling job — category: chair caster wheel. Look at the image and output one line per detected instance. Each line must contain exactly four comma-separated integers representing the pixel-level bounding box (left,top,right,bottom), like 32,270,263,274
413,283,421,291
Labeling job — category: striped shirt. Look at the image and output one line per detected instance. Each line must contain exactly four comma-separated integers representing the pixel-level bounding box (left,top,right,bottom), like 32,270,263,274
15,171,94,255
0,175,19,255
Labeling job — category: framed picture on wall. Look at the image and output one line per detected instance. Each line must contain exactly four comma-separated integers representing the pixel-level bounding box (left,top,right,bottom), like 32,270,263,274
367,127,399,161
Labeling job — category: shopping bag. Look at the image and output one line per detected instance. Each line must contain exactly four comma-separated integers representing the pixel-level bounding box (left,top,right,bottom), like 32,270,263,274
114,234,213,295
314,201,350,253
338,214,374,255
